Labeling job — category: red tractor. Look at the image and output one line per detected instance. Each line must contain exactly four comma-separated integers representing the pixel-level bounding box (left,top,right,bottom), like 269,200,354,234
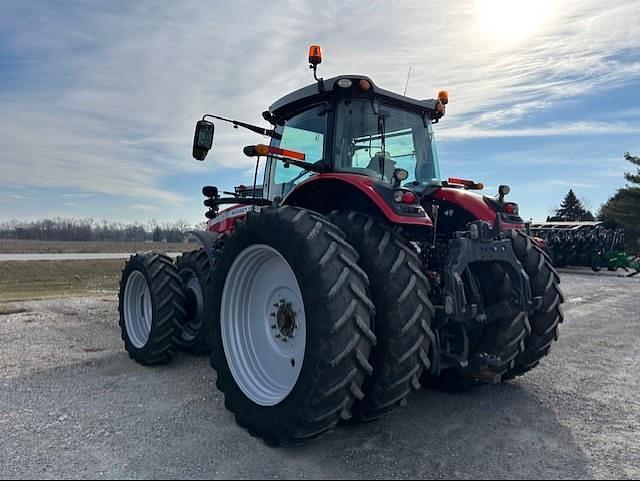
118,46,563,446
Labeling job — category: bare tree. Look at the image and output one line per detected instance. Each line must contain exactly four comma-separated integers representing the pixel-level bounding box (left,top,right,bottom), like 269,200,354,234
0,218,199,242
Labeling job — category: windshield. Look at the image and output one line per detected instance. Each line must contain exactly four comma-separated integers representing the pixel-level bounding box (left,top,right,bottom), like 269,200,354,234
333,99,440,184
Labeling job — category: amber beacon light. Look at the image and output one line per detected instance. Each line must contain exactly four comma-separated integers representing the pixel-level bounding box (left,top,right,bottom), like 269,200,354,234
308,45,322,66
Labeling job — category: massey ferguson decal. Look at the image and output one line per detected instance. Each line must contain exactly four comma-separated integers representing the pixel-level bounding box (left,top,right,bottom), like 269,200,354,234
207,204,265,235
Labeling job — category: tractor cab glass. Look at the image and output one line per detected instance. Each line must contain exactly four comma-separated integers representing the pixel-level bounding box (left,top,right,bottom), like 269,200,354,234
267,105,327,200
333,99,440,184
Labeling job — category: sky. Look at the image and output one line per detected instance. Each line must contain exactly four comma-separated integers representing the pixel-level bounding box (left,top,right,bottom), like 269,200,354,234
0,0,639,225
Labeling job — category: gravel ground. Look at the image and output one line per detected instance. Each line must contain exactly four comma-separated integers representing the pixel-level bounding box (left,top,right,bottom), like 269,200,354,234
0,272,639,479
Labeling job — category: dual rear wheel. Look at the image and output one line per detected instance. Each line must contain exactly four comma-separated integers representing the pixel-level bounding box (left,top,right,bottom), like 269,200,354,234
208,207,382,445
118,249,213,366
119,207,434,445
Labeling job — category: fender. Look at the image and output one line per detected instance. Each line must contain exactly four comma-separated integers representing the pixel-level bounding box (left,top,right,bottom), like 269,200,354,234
283,173,434,229
432,188,524,231
206,204,266,236
184,230,221,259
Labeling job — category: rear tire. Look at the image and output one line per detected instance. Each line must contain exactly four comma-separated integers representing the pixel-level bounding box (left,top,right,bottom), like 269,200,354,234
209,207,376,446
504,231,564,379
118,253,187,365
329,211,435,421
176,248,213,355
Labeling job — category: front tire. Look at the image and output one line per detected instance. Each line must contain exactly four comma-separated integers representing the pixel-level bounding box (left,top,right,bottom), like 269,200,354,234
209,207,376,446
118,253,186,365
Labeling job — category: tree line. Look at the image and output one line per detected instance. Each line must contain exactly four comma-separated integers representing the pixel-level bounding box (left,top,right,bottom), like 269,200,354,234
548,152,640,251
0,218,206,243
2,153,638,249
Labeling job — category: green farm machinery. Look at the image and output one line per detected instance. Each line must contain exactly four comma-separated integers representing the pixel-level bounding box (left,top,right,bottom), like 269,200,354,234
530,221,639,276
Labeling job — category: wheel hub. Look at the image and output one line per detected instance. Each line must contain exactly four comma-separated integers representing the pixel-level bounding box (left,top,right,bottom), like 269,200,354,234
271,299,298,342
181,272,204,341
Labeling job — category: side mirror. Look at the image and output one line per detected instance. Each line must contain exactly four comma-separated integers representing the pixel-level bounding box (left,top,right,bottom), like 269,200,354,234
193,120,215,161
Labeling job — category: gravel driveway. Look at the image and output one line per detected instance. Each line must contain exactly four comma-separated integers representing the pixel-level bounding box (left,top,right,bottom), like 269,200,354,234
1,272,639,479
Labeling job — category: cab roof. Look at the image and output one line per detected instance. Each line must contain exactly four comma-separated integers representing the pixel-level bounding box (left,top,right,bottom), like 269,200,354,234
268,75,440,119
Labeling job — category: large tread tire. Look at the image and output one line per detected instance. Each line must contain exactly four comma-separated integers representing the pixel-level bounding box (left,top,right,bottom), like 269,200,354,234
175,248,213,355
504,230,564,379
329,211,435,422
209,206,376,446
118,252,187,366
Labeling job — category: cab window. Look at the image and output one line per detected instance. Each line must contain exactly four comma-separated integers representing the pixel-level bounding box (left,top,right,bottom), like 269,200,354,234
267,105,326,200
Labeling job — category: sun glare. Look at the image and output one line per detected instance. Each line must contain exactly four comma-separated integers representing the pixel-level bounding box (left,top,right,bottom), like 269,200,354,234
475,0,555,44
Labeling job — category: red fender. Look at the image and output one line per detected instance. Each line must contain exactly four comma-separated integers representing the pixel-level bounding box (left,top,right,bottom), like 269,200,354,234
431,188,524,231
207,204,265,235
283,173,434,228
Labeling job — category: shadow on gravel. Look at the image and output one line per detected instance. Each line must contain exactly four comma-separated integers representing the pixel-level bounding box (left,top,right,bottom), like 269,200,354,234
1,348,591,479
285,381,591,479
0,305,29,316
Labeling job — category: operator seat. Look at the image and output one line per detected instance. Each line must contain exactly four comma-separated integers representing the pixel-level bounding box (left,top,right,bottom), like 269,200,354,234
367,151,396,182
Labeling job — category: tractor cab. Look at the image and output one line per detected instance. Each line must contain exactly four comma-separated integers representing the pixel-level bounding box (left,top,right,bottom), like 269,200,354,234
264,74,446,203
193,45,523,238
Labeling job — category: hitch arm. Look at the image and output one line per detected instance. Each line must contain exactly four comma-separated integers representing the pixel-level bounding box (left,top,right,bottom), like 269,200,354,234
204,197,272,208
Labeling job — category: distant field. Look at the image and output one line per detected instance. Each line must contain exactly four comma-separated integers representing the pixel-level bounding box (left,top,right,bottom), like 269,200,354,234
0,259,124,302
0,239,198,254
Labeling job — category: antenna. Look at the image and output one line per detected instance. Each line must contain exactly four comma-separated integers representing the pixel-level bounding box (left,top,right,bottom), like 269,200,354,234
403,65,413,96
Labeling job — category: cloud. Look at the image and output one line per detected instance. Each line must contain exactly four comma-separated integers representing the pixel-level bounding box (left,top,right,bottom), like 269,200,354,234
130,204,159,212
439,121,640,140
546,179,597,189
0,0,639,220
60,193,96,199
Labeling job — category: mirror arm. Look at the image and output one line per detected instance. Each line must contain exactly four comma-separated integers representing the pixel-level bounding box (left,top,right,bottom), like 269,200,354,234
203,114,281,139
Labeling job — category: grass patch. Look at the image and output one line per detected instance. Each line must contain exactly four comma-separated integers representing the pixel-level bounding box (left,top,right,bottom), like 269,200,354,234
0,239,197,254
0,259,124,302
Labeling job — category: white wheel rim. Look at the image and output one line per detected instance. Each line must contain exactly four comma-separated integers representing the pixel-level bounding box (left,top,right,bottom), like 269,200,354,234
221,244,307,407
124,271,153,349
